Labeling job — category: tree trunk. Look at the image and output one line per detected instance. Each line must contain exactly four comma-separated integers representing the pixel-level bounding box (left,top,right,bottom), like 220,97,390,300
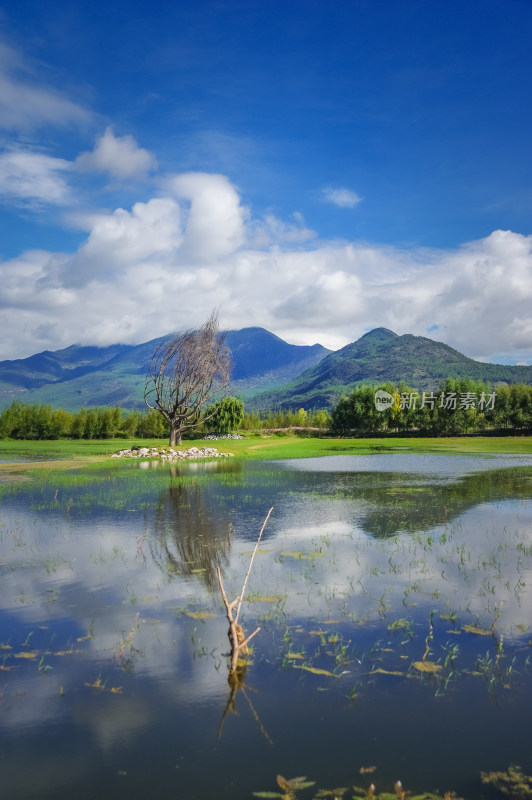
168,426,182,446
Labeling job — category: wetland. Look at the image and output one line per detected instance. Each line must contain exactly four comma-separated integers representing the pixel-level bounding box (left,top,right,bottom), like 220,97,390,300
1,446,532,799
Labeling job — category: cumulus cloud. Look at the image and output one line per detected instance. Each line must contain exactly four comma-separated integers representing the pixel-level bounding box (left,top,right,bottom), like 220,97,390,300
322,186,362,208
0,149,71,205
76,198,183,269
165,172,247,261
75,127,157,179
0,169,531,364
0,39,90,130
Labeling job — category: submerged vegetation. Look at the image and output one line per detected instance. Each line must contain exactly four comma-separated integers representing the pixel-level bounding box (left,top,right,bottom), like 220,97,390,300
0,429,532,477
1,445,532,797
481,765,532,800
253,773,467,800
254,767,532,800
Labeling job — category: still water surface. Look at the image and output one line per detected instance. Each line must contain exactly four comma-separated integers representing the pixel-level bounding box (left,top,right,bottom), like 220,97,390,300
1,453,532,799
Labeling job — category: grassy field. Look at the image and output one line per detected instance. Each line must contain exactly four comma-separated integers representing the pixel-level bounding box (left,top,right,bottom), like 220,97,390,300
1,433,532,478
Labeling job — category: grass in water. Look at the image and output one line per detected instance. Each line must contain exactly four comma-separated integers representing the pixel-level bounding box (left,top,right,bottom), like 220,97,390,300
1,433,532,471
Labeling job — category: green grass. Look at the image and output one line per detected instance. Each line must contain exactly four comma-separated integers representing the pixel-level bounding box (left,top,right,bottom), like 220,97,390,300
0,437,146,460
1,433,531,479
228,434,532,459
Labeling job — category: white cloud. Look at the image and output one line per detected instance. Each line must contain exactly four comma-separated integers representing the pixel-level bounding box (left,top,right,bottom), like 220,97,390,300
165,172,247,261
75,127,157,179
247,212,316,247
322,186,362,208
78,198,183,266
275,268,364,326
0,40,90,131
0,168,531,365
0,149,71,205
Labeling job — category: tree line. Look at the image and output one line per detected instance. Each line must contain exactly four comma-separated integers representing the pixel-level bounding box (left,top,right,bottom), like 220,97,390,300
330,378,532,435
0,398,330,440
1,378,531,441
0,403,170,440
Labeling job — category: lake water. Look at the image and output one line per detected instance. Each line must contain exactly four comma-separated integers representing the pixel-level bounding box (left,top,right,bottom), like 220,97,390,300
1,453,532,799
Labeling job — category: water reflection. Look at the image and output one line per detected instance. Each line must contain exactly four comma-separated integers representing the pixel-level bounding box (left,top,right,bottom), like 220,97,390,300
0,453,532,799
326,466,532,537
150,481,232,592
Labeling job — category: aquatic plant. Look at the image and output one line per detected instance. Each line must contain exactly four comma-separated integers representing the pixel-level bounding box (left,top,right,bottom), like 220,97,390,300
480,765,532,800
252,776,466,800
253,774,315,799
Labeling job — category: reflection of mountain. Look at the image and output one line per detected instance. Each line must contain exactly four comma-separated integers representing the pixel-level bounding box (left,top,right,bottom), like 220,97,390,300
324,466,532,537
222,459,532,539
150,481,233,593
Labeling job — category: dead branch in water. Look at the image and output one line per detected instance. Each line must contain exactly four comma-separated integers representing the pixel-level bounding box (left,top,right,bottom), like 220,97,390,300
217,507,273,672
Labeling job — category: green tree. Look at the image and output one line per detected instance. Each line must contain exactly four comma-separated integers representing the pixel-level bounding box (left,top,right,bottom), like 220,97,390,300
83,409,99,439
50,408,74,438
331,384,393,434
71,408,87,439
0,402,21,438
137,409,169,438
204,396,244,433
508,383,532,429
241,409,262,431
311,409,330,429
120,410,140,437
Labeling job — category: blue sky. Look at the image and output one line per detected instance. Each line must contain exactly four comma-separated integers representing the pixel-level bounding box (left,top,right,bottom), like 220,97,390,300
0,0,531,363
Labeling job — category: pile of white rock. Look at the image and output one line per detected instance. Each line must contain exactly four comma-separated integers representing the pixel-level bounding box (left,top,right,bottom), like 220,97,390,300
202,433,244,440
111,446,234,461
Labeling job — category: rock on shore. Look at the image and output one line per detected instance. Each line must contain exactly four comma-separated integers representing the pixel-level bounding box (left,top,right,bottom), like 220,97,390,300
111,446,234,460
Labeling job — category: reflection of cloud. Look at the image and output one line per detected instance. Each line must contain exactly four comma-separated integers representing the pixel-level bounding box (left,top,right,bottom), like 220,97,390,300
0,467,531,800
1,457,532,736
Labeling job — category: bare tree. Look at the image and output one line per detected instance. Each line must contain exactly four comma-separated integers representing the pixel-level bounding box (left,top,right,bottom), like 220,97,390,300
144,310,231,446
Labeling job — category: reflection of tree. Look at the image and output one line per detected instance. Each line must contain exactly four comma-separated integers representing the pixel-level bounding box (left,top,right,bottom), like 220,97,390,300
217,665,273,744
217,664,246,739
149,481,232,593
329,466,532,537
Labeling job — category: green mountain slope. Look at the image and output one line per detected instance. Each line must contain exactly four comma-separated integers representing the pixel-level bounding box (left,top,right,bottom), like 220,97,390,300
0,328,330,411
249,328,532,410
2,326,531,414
0,344,133,392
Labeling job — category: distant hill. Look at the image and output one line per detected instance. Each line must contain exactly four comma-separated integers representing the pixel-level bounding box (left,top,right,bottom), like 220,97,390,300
2,326,531,413
0,328,331,411
0,343,133,391
249,327,532,410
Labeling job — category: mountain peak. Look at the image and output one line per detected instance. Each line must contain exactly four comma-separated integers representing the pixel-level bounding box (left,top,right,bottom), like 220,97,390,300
358,327,398,342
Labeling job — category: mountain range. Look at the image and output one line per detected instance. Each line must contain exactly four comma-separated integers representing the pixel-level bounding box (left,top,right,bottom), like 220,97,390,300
249,327,532,410
1,327,531,412
0,328,330,411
